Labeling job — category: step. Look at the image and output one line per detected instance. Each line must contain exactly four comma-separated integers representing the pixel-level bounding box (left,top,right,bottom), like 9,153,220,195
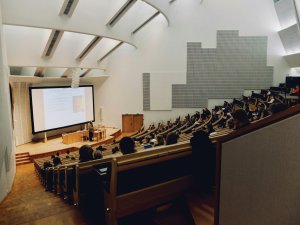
16,152,30,157
16,156,31,162
16,159,31,165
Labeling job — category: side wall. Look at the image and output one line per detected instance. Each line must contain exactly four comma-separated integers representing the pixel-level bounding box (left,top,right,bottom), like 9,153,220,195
94,0,290,128
0,2,16,203
219,114,300,225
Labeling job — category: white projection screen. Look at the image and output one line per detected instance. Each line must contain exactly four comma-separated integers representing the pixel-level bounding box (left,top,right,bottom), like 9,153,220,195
29,86,95,134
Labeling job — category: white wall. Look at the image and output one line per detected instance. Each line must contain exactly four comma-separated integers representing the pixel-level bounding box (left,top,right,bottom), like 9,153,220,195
94,0,290,129
0,2,16,203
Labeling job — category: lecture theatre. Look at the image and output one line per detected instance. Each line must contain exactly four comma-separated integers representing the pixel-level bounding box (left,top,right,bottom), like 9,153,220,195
0,0,300,225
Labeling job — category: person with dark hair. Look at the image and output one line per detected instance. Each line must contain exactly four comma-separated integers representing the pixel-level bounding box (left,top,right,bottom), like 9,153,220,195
206,122,215,134
269,102,288,114
93,150,103,160
156,134,165,146
53,156,62,167
66,150,70,159
166,132,178,145
232,109,250,130
119,137,135,155
43,161,53,170
290,85,299,95
112,146,120,154
190,130,215,194
88,121,94,142
79,144,94,162
96,145,107,151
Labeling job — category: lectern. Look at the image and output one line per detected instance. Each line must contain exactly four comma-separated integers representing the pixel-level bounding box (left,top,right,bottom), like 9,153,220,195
122,114,144,132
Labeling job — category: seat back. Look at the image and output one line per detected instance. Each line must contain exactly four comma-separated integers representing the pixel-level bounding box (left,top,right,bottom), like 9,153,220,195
104,142,193,225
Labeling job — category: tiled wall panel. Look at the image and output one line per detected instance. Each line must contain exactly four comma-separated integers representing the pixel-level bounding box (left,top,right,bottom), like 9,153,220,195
172,31,273,108
143,73,150,110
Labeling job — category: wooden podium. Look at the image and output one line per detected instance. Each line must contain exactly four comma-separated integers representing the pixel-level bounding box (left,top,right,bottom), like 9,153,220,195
122,114,144,132
62,129,106,144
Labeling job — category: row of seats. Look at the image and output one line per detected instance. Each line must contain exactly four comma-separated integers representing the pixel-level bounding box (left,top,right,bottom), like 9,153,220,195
33,88,288,225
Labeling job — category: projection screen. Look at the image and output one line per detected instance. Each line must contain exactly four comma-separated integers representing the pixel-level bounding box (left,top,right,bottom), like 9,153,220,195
29,85,95,134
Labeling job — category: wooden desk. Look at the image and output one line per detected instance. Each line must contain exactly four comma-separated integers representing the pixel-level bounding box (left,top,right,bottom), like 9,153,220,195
62,131,84,144
62,129,106,144
93,129,106,141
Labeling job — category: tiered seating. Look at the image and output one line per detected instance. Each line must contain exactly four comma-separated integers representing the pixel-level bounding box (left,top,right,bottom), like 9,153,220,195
32,87,293,225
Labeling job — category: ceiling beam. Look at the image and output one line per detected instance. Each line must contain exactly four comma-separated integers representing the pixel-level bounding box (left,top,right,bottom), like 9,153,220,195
80,69,92,77
34,67,46,77
42,30,64,58
107,0,137,27
97,42,124,63
59,0,79,17
76,36,102,61
61,68,72,78
132,11,160,35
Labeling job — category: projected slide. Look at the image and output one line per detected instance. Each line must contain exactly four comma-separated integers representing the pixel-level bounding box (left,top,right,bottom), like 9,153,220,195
30,86,94,133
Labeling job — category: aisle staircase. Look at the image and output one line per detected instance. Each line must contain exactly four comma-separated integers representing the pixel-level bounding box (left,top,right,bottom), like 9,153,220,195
15,152,31,165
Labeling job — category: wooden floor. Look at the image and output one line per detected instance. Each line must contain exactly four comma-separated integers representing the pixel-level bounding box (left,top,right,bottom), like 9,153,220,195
16,127,120,155
0,164,214,225
0,163,91,225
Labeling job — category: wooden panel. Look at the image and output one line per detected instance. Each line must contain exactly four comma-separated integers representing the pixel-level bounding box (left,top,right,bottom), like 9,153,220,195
62,131,83,144
122,115,133,132
133,114,143,131
122,114,143,133
116,176,193,218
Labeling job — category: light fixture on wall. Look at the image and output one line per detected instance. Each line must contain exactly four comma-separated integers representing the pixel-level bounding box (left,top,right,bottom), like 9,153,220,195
71,68,80,88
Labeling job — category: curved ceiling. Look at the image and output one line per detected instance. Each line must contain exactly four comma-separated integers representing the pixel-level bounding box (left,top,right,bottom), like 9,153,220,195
2,0,172,78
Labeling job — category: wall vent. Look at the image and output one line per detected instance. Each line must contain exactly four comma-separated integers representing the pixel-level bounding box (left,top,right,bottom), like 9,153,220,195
107,0,137,27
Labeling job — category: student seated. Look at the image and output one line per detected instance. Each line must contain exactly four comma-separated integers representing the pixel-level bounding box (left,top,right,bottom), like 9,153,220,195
119,137,136,155
96,145,107,151
79,145,94,162
43,161,53,170
93,150,103,160
290,85,299,95
166,132,178,145
232,109,250,130
51,153,62,166
155,134,165,146
112,146,120,154
53,156,62,167
65,150,70,159
269,102,288,114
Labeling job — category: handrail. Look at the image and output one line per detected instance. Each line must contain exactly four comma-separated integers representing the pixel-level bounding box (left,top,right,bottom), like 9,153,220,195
194,113,213,132
216,104,300,145
158,124,177,136
181,112,208,133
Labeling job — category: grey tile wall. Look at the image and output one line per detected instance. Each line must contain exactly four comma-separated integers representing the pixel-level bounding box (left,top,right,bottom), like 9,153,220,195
143,73,150,110
172,30,273,108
